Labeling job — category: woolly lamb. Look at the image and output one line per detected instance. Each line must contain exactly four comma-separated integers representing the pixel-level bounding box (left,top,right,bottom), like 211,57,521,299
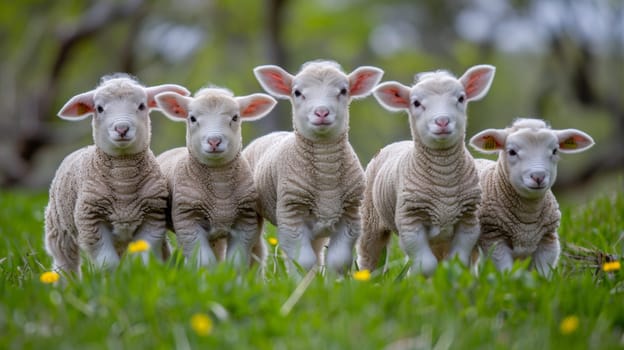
45,74,190,275
469,118,594,277
356,65,496,276
155,87,276,267
243,60,384,274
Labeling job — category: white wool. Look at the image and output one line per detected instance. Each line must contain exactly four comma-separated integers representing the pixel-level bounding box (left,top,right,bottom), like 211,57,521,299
357,65,496,276
244,60,384,273
155,87,276,268
44,75,190,275
470,117,595,277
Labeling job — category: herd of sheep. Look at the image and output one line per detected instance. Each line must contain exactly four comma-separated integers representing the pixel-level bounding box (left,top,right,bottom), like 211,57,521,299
43,60,595,279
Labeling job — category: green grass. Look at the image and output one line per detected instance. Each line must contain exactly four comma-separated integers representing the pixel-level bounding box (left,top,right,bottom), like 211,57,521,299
1,189,623,349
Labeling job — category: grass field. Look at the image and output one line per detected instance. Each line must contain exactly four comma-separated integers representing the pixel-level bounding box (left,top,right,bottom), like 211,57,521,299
1,189,623,349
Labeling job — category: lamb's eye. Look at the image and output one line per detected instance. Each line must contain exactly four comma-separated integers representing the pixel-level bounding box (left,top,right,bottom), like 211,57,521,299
97,105,104,113
138,103,146,111
552,148,558,155
294,90,302,98
232,114,239,122
508,149,517,157
458,95,465,103
189,115,197,123
413,100,421,108
339,88,348,96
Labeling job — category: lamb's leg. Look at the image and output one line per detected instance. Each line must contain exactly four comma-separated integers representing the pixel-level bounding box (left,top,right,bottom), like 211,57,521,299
449,217,480,266
226,207,263,268
326,208,361,274
278,225,316,272
356,200,390,271
484,240,514,272
531,232,560,278
177,225,217,267
399,224,438,277
81,222,120,270
249,215,267,267
134,217,168,263
45,225,81,275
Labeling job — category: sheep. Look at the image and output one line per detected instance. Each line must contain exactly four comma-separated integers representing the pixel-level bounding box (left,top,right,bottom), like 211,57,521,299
469,118,594,277
243,60,384,274
154,87,277,268
356,65,496,276
44,74,190,275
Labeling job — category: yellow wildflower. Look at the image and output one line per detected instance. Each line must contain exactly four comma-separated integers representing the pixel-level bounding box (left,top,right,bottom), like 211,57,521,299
127,240,150,254
190,313,213,336
353,269,371,281
602,261,621,273
559,315,579,335
40,271,60,284
268,237,278,246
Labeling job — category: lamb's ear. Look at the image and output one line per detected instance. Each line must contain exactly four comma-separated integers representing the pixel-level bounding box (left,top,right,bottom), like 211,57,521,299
555,129,595,153
253,65,293,99
145,84,191,109
348,66,384,98
236,94,277,121
154,92,192,122
460,64,496,102
58,91,96,121
469,129,507,154
373,82,412,112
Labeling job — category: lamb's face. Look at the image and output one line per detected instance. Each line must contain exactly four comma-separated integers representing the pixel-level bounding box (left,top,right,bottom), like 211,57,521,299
290,68,351,141
186,95,242,165
253,61,383,143
373,65,495,150
92,80,151,156
470,118,595,200
408,75,468,148
503,129,560,199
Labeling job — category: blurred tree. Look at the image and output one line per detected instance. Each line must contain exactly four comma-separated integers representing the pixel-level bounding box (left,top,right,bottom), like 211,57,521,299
0,0,621,198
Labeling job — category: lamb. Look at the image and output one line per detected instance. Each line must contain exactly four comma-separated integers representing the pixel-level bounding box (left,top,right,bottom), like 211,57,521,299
469,118,594,277
154,87,277,268
356,65,496,276
44,74,190,275
243,60,384,274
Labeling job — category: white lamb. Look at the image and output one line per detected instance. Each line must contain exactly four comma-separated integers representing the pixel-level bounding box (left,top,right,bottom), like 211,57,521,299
155,87,276,268
44,74,190,275
469,118,594,277
243,60,384,274
357,65,496,276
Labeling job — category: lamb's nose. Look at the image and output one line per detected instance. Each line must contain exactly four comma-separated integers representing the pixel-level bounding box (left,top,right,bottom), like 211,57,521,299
435,117,450,128
207,136,222,148
531,171,546,186
115,123,130,137
314,107,330,119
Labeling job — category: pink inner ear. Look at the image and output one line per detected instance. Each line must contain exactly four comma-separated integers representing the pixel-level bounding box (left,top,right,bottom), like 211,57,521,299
265,72,291,94
464,77,481,98
62,101,94,117
384,87,409,107
242,99,268,116
481,135,503,150
350,72,375,95
560,135,584,149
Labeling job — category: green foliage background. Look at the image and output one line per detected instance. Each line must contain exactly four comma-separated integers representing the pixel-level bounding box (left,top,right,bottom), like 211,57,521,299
1,0,622,202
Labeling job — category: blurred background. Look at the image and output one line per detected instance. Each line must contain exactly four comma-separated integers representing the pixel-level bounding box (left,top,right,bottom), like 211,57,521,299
1,0,622,204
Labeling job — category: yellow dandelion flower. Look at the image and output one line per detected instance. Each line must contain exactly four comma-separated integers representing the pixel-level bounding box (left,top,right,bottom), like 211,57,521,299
602,261,621,272
128,240,150,254
560,315,579,335
268,237,278,246
190,313,213,336
40,271,60,284
353,269,371,281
